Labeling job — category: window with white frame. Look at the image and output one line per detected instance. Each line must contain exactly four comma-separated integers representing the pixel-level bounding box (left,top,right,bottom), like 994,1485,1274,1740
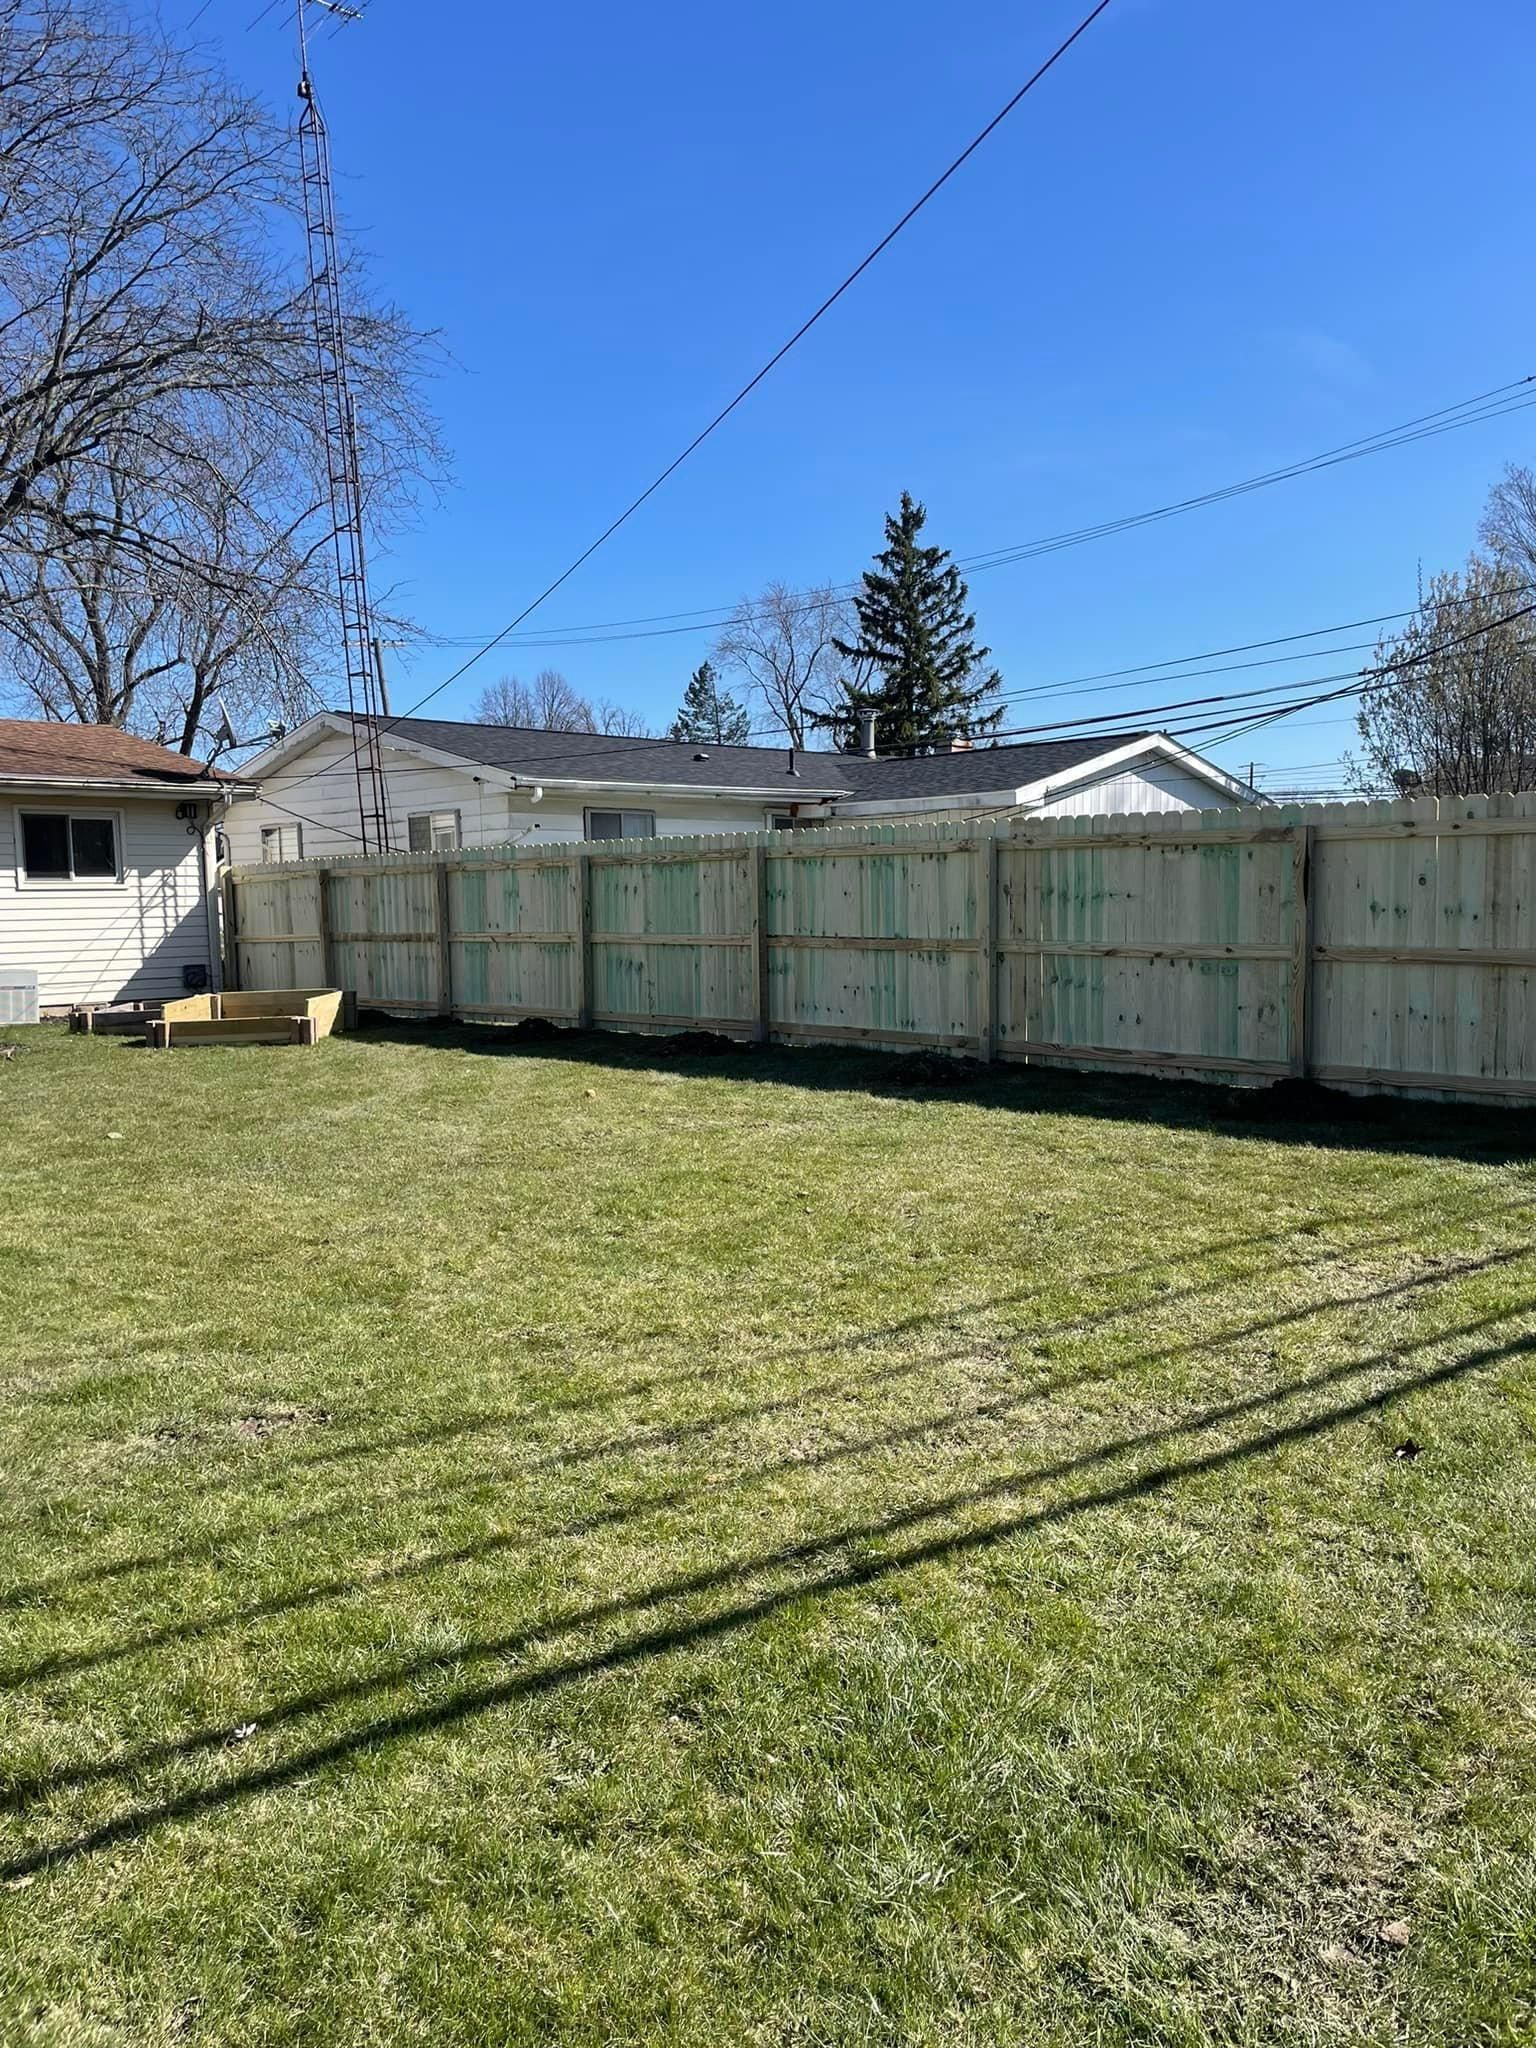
18,811,119,882
407,809,461,853
259,822,303,863
766,810,798,830
585,808,655,840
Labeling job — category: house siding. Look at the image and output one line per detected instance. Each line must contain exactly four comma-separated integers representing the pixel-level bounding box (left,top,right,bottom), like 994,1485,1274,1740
0,795,216,1007
1023,757,1240,817
226,731,1252,865
224,732,794,862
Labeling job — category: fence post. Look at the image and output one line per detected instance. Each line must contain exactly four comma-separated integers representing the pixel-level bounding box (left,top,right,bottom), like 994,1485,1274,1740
434,860,453,1019
574,851,592,1028
1288,824,1313,1077
975,833,996,1062
751,841,771,1043
314,868,335,991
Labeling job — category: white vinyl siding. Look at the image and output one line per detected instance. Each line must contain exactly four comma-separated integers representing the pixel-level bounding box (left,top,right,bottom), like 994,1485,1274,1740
223,730,790,862
224,719,1258,867
225,731,512,863
0,796,216,1007
1027,758,1238,817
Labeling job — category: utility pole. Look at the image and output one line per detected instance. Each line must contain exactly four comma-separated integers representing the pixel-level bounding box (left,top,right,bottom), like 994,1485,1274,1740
371,636,394,717
295,0,392,851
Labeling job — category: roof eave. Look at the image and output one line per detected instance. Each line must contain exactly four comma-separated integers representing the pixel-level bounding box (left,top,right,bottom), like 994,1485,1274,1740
0,774,237,797
527,773,850,801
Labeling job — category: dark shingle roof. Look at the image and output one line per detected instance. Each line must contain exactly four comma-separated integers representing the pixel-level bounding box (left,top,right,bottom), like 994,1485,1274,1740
0,719,226,785
339,713,1161,800
833,734,1158,798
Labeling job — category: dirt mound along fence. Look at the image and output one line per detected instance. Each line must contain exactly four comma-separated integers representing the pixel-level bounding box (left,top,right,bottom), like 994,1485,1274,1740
224,794,1536,1103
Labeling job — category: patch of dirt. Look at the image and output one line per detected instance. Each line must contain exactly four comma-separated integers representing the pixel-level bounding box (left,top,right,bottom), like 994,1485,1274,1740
231,1404,330,1440
650,1030,754,1056
883,1049,985,1088
1165,1784,1433,2030
505,1015,568,1042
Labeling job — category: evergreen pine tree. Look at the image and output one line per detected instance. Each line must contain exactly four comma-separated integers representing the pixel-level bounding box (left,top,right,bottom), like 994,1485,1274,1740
822,493,1002,752
668,659,751,745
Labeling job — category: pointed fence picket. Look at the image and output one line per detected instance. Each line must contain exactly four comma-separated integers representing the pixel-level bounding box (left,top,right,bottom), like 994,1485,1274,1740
226,794,1536,1102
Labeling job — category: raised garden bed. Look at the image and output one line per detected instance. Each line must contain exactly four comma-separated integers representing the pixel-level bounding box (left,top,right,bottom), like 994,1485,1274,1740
147,989,350,1049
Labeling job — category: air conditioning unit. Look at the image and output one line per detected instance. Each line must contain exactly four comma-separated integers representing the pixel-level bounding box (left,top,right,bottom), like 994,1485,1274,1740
0,969,39,1027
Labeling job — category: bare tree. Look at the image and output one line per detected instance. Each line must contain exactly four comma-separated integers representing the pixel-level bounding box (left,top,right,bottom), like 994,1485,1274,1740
0,429,349,748
1480,463,1536,592
1354,557,1536,796
0,0,441,662
471,669,650,736
594,698,652,737
713,581,849,745
473,669,596,731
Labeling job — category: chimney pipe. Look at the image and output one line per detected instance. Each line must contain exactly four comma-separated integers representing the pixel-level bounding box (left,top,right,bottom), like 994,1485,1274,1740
858,710,877,758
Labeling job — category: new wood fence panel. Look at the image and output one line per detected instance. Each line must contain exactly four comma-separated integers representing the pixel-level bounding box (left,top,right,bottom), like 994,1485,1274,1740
1307,794,1536,1093
324,863,441,1011
233,870,325,991
765,834,979,1046
588,839,755,1029
228,793,1536,1101
447,856,580,1018
998,809,1296,1075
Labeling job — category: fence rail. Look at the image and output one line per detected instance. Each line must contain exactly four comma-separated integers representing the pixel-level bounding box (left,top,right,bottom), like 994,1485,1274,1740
225,794,1536,1103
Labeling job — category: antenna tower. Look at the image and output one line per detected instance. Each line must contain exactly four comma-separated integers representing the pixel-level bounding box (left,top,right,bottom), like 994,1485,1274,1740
295,0,391,851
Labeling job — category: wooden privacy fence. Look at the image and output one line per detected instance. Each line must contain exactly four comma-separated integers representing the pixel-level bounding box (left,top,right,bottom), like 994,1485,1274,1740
225,792,1536,1103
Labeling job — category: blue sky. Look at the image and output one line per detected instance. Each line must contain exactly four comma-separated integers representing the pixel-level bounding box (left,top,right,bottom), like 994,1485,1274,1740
190,0,1534,787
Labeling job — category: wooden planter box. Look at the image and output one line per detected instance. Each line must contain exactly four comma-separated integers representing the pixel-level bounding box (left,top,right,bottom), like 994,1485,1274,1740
70,1001,165,1036
147,989,351,1049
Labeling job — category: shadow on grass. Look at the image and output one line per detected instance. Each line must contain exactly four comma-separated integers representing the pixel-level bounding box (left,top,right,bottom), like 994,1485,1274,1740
4,1245,1527,1694
4,1197,1526,1622
5,1304,1532,1872
353,1019,1536,1164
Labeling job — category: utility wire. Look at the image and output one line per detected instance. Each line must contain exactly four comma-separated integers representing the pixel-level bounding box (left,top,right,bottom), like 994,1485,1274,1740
415,378,1535,652
276,0,1120,788
253,598,1536,808
882,598,1536,756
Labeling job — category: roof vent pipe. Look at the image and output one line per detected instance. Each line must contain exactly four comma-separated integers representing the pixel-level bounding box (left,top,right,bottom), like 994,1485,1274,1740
858,710,877,759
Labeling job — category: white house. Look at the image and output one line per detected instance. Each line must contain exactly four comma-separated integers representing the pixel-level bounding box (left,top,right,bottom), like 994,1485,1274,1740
0,720,232,1014
226,713,1260,863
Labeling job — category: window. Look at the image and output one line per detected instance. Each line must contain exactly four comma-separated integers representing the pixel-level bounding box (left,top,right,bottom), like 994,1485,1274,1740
766,810,798,830
407,809,461,853
19,811,119,882
585,808,655,841
259,822,303,864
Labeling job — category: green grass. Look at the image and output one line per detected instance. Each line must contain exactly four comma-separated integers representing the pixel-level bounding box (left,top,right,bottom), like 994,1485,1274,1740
2,1022,1536,2048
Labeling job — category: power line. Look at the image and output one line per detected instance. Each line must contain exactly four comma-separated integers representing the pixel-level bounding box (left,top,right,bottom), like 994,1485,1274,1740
412,377,1535,653
988,580,1536,709
885,598,1536,757
253,593,1531,802
375,568,1536,753
275,0,1120,787
257,592,1536,798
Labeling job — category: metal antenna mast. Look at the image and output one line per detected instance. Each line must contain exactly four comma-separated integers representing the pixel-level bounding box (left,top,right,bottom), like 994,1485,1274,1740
295,0,391,852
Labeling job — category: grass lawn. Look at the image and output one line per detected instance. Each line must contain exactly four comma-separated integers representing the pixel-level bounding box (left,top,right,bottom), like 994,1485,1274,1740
2,1022,1536,2047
